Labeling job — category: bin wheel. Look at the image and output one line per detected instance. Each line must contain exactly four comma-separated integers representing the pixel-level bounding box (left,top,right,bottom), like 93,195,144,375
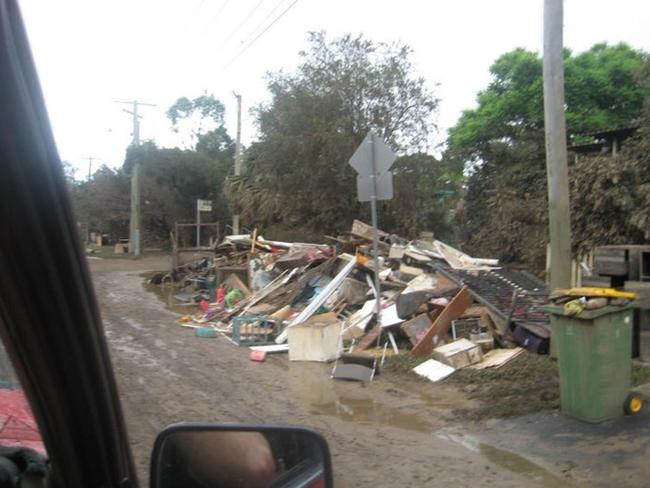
624,394,643,415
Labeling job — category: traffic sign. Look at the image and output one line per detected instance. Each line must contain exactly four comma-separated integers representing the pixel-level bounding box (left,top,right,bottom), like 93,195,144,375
197,199,212,212
356,171,393,202
349,131,396,176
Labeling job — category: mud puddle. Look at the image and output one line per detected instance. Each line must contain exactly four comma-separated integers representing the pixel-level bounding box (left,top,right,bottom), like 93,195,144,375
282,359,437,432
480,444,582,487
142,281,197,315
437,430,582,487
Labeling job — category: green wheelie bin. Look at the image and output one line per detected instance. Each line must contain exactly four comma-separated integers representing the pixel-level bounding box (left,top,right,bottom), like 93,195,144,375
544,304,643,423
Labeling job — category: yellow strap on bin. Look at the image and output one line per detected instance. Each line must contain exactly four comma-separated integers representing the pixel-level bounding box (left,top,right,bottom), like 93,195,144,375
553,287,637,299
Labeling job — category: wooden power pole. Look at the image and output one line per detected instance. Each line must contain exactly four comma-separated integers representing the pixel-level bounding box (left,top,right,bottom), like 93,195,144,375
232,92,242,235
116,100,155,257
543,0,572,290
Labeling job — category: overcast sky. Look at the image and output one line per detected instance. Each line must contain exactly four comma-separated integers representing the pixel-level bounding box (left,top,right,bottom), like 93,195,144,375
19,0,650,178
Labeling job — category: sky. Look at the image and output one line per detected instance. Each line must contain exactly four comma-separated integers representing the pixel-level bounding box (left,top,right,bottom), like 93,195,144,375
19,0,650,179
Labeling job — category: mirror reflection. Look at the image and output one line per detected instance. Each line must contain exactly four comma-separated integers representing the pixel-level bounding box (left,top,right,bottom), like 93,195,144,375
154,428,328,488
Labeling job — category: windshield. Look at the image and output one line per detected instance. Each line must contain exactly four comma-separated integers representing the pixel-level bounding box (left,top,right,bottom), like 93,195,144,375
11,1,650,487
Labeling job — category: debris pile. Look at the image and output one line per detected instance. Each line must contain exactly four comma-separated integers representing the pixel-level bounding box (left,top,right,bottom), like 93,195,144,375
155,220,553,383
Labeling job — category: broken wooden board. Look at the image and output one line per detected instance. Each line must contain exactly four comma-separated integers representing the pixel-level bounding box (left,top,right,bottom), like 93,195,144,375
350,219,388,241
412,359,455,382
270,305,293,320
399,263,424,277
389,245,406,260
245,303,278,316
400,313,432,347
357,324,381,350
432,338,483,369
411,286,473,357
468,347,524,369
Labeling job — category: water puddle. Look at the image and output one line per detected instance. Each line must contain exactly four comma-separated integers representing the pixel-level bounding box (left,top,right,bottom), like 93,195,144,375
142,280,196,315
480,444,581,487
285,361,434,432
437,429,581,487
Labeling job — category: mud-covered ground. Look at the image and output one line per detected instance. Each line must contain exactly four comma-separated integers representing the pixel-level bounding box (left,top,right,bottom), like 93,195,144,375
90,256,540,487
90,256,650,487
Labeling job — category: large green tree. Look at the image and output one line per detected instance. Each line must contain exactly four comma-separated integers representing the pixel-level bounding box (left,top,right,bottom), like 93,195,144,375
227,32,451,239
447,43,648,270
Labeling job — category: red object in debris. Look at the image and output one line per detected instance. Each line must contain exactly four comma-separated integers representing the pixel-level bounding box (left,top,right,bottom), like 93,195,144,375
0,389,45,455
216,287,225,304
199,300,209,312
249,350,267,362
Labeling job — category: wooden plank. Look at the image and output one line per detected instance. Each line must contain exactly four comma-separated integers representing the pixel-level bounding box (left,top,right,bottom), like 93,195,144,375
411,286,472,357
357,325,381,350
468,347,524,369
400,313,432,346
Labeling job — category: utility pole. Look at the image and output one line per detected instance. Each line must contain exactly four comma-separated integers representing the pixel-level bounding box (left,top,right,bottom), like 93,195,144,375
543,0,572,291
116,100,156,257
232,92,242,235
87,156,95,181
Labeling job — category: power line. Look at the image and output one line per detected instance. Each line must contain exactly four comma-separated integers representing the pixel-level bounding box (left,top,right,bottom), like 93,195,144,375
221,0,300,71
216,0,267,53
183,0,207,33
199,0,231,39
238,0,288,48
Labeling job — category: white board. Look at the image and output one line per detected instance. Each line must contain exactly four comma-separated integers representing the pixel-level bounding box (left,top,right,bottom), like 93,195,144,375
413,359,456,382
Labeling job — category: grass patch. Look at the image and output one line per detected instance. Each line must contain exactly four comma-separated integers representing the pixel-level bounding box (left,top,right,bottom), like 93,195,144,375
382,353,428,375
448,352,560,420
382,350,650,421
383,351,561,420
632,362,650,386
85,245,167,259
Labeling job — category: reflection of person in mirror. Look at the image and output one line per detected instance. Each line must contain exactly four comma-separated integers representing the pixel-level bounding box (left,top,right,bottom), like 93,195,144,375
161,431,276,487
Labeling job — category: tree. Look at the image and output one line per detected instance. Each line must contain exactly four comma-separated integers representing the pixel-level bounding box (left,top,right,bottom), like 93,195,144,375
68,165,131,243
167,93,228,149
227,32,445,238
123,142,232,245
571,98,650,254
449,43,647,165
381,153,460,239
447,43,648,271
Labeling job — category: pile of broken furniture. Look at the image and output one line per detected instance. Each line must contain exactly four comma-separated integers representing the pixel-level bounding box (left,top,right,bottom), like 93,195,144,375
162,220,551,383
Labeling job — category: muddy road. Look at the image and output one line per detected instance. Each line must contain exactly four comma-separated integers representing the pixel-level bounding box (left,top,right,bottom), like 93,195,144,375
90,257,539,487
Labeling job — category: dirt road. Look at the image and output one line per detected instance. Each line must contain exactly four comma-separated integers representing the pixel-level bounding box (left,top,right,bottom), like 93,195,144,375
90,256,538,487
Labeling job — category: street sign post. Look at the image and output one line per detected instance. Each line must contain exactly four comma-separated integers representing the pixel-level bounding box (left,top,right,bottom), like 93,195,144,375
196,199,212,247
349,131,396,335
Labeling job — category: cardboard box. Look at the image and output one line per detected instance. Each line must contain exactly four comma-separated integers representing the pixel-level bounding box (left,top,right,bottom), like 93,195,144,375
288,314,342,362
432,338,483,369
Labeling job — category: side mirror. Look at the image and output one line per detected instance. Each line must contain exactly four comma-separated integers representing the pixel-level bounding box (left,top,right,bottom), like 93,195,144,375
150,423,333,488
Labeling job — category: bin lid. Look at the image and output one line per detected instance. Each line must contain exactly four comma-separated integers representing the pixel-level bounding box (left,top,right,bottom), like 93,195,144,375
539,303,635,320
